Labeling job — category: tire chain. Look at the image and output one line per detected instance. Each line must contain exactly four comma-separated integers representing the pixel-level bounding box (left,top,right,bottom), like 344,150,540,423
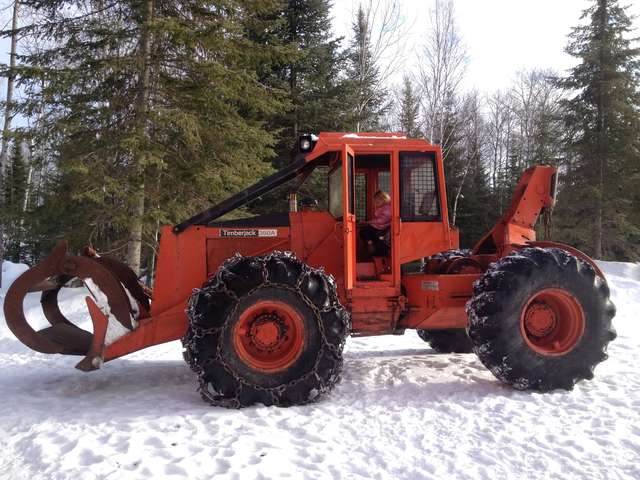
182,251,351,408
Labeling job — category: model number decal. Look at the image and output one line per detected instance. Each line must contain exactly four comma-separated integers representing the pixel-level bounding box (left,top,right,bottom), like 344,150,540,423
220,229,278,238
421,280,439,291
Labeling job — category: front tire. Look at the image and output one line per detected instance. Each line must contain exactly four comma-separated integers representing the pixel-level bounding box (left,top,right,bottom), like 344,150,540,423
183,252,350,407
467,247,616,391
416,329,473,353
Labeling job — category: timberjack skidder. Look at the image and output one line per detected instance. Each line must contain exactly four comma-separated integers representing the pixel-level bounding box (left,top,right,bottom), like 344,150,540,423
3,132,616,407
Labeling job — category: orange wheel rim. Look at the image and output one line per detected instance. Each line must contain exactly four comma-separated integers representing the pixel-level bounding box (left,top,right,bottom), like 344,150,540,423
519,288,585,356
233,300,305,372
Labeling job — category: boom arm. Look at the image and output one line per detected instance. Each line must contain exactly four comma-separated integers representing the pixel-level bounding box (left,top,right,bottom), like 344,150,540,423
473,165,557,254
173,156,313,233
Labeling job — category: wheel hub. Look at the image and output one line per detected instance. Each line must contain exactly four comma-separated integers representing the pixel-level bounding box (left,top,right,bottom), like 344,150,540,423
524,302,557,338
248,313,287,351
519,288,585,356
234,300,305,372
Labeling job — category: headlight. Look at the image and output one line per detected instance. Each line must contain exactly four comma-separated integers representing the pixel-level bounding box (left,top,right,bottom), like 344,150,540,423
300,138,312,151
298,134,316,153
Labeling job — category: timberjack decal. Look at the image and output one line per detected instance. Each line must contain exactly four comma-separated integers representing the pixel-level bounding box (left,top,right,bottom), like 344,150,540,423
220,229,278,238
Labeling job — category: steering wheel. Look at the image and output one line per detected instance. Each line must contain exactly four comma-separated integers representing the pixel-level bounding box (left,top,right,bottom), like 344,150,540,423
299,196,318,208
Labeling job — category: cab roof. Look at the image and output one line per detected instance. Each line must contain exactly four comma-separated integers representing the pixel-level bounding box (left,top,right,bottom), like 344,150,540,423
305,132,438,163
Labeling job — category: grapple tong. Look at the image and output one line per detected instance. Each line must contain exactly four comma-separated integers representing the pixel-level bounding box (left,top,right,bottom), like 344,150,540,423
3,241,150,371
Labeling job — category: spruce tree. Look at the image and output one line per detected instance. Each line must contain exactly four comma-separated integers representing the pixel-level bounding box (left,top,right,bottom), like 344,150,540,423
345,5,388,132
276,0,350,148
397,76,421,138
6,141,27,210
457,161,497,248
556,0,640,260
2,141,28,261
9,1,288,268
244,0,352,215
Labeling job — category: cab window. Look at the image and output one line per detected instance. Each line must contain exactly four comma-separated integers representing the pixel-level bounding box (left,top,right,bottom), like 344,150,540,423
329,161,342,217
400,152,440,221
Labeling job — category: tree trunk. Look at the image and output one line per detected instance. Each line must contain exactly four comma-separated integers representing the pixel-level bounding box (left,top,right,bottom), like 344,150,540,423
451,156,472,226
22,151,33,213
126,183,145,275
126,0,154,276
593,151,604,259
0,0,20,288
592,0,606,259
0,1,19,175
593,201,602,259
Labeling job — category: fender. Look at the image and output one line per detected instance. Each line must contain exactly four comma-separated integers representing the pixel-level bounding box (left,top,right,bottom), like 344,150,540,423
526,240,605,280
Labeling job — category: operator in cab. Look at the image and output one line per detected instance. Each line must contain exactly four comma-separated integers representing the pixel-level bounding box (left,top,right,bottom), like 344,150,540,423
359,190,392,256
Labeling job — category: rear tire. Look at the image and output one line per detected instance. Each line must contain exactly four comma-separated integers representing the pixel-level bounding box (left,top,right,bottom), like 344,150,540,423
416,329,473,353
423,249,481,274
183,252,350,407
467,247,616,391
426,249,471,261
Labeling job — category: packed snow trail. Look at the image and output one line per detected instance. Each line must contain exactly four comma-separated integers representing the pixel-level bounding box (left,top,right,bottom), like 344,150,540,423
0,260,638,480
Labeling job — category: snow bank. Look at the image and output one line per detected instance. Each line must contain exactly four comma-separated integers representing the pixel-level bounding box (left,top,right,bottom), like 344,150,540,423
1,260,29,294
0,260,638,479
597,260,640,281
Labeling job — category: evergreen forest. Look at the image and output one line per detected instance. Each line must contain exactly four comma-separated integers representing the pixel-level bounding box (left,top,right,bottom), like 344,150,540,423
0,0,638,281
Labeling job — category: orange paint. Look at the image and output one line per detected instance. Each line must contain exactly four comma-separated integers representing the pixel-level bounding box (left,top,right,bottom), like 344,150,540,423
233,300,306,372
5,132,585,369
519,288,586,356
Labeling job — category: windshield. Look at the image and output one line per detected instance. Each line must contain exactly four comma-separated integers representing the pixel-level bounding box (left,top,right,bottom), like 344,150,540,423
329,161,343,218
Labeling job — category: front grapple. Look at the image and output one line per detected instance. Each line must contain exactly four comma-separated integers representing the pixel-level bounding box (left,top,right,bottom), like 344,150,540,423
3,241,149,371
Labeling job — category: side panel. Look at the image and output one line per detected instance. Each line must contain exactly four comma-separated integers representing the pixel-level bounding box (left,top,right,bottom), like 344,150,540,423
399,273,481,330
397,223,456,264
290,211,346,302
350,284,403,335
205,227,291,277
151,226,208,316
105,302,188,361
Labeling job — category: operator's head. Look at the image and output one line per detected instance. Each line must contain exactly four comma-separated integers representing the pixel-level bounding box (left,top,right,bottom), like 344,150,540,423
374,190,391,207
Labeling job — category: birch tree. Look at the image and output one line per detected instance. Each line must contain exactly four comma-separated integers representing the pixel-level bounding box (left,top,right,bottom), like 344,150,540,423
125,0,154,276
419,0,466,156
0,0,20,286
0,0,19,179
451,91,484,226
346,0,408,131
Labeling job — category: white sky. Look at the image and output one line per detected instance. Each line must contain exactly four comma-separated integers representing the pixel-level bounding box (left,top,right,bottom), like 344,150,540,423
0,0,638,96
332,0,640,92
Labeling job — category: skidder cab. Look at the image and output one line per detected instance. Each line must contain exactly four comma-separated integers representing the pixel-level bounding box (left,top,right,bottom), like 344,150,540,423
4,132,616,407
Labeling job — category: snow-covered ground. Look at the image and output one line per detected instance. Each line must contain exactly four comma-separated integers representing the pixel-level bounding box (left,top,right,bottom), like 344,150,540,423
1,259,639,480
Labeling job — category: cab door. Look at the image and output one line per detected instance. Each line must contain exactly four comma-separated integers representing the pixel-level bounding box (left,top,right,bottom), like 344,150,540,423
342,145,356,291
395,150,451,265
